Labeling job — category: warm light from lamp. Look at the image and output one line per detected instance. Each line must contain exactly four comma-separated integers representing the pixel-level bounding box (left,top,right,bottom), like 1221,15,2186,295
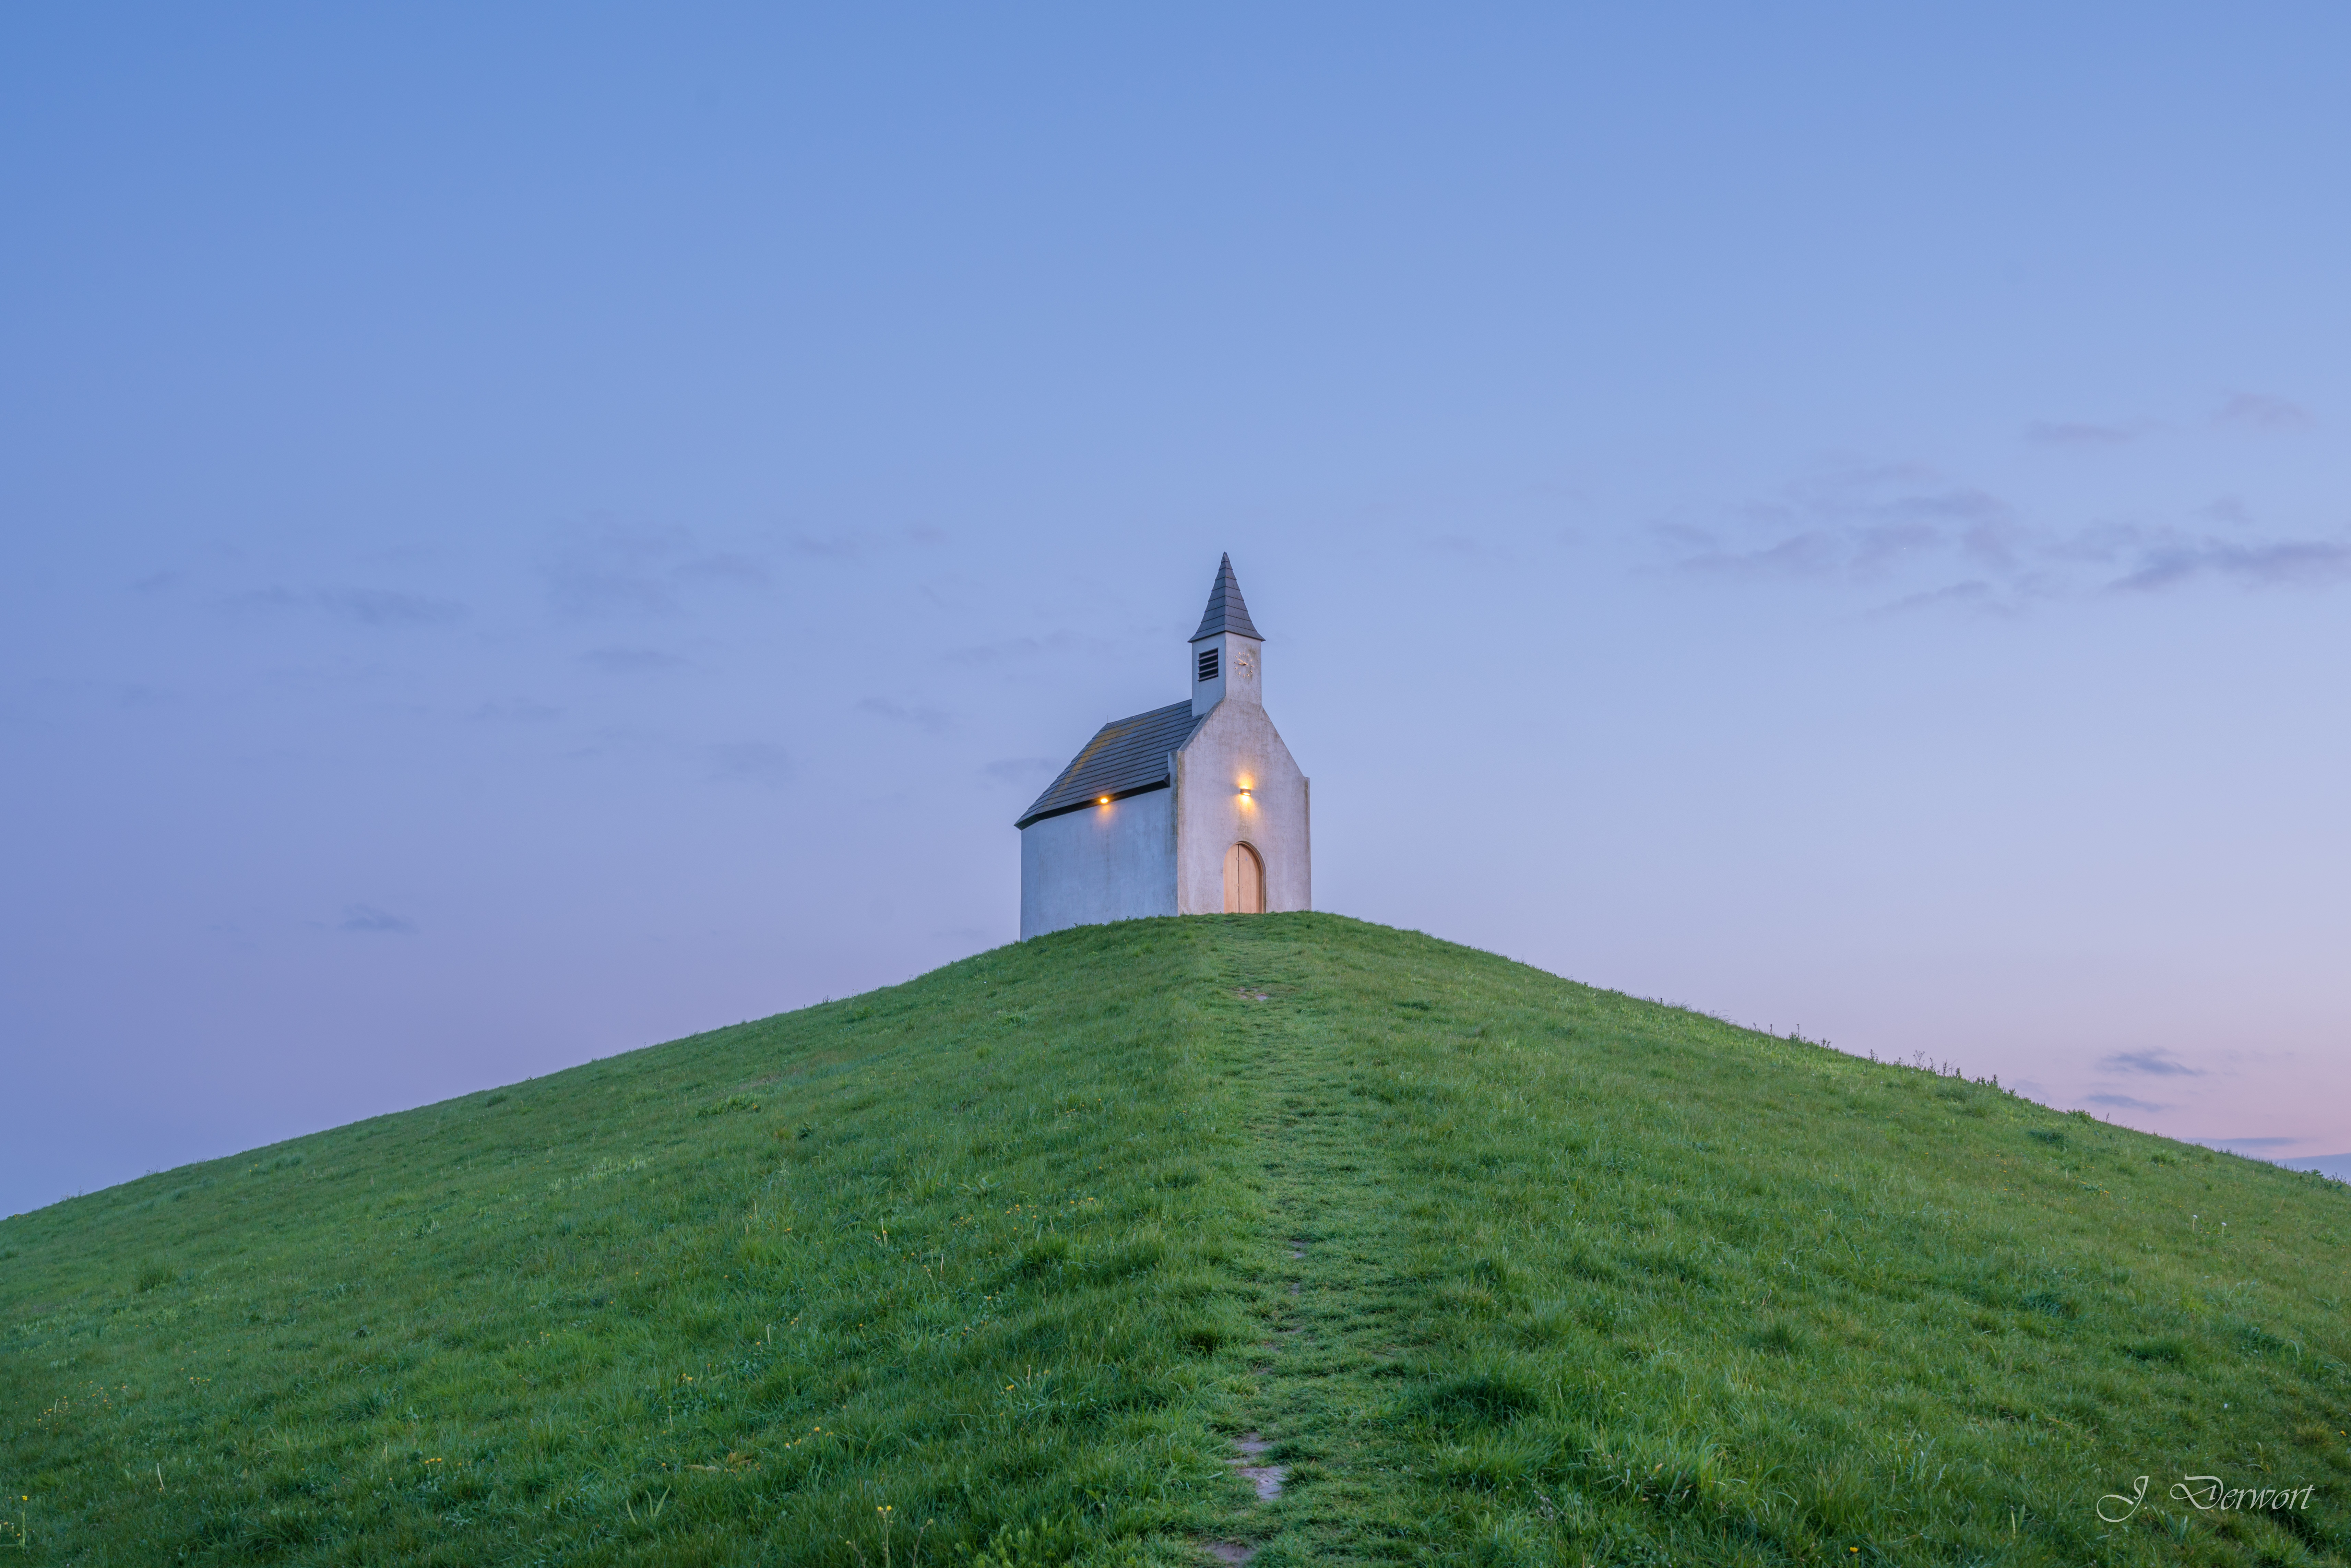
1097,795,1110,805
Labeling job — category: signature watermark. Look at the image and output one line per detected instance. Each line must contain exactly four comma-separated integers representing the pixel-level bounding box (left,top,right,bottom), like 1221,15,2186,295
2098,1475,2316,1523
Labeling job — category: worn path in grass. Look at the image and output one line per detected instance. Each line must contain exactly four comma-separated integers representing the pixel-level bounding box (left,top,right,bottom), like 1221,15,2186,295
1212,919,1426,1563
1205,917,1608,1564
1206,917,1618,1564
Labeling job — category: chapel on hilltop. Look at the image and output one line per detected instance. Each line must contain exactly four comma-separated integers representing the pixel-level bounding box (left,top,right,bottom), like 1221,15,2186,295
1016,556,1310,939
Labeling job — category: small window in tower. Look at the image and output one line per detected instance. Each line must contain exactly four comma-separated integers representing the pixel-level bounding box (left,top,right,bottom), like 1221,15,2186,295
1197,649,1219,683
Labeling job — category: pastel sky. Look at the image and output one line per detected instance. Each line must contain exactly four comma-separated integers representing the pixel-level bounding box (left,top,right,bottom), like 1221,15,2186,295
6,5,2348,1216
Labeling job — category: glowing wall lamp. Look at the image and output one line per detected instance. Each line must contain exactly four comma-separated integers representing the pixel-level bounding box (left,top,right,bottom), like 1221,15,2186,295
1097,795,1111,806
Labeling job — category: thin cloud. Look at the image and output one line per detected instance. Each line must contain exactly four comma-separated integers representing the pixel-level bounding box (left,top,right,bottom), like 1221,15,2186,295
2098,1049,2204,1078
2216,394,2312,432
2027,420,2136,447
2083,1093,2167,1113
339,904,417,935
944,631,1098,667
470,698,562,723
217,586,307,617
789,532,869,561
539,522,691,619
1684,529,1840,578
214,585,466,626
581,646,685,675
1669,454,2351,609
2040,520,2176,571
674,552,770,586
1667,463,2014,586
1872,580,2015,619
780,525,942,561
857,696,953,734
709,741,793,789
2113,539,2351,592
320,587,466,627
539,522,773,615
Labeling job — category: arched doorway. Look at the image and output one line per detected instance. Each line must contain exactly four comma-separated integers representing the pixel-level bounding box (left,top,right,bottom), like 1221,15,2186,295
1223,842,1265,914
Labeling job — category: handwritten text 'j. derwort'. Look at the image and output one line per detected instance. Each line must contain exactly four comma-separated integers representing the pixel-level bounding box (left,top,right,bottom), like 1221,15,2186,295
2099,1476,2316,1523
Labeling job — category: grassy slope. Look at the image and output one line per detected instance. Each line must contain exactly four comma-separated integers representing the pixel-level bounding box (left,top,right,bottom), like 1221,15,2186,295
0,914,2345,1567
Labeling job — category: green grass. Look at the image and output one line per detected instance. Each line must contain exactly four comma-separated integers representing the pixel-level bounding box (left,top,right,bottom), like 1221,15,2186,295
4,913,2348,1565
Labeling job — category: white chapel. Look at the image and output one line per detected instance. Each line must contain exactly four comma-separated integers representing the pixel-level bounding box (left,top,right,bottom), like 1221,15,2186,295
1016,556,1310,939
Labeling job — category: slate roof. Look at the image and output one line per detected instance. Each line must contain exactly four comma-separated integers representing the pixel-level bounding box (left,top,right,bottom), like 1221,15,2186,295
1189,553,1263,642
1016,701,1208,828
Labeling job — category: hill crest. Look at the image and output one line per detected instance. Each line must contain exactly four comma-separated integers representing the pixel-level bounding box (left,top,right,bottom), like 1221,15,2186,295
4,914,2347,1565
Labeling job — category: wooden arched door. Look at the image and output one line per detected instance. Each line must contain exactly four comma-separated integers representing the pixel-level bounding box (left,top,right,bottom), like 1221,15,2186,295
1223,842,1265,914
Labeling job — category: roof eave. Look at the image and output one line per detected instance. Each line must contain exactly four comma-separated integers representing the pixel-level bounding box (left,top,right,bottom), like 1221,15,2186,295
1013,776,1171,831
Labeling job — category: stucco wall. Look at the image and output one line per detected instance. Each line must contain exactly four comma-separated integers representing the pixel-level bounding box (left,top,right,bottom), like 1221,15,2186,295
1174,700,1310,915
1019,785,1178,939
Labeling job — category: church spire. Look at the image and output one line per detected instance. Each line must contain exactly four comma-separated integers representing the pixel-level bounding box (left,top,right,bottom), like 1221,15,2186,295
1187,554,1264,717
1189,553,1264,643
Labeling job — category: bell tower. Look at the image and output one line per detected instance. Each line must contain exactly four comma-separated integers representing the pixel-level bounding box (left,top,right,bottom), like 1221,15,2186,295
1188,554,1265,718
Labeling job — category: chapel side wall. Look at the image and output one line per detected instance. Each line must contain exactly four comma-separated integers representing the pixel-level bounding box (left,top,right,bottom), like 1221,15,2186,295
1019,787,1178,939
1174,702,1310,915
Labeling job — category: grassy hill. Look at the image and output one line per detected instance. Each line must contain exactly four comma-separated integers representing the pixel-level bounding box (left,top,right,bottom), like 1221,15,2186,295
4,913,2348,1567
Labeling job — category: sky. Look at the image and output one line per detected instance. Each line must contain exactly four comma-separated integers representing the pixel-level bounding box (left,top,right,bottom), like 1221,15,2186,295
5,4,2349,1216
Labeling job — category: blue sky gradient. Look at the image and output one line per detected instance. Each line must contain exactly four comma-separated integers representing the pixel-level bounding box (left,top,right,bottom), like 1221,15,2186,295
6,4,2349,1213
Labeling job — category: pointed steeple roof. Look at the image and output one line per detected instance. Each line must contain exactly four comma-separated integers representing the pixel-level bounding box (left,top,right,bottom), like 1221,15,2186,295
1188,553,1264,642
